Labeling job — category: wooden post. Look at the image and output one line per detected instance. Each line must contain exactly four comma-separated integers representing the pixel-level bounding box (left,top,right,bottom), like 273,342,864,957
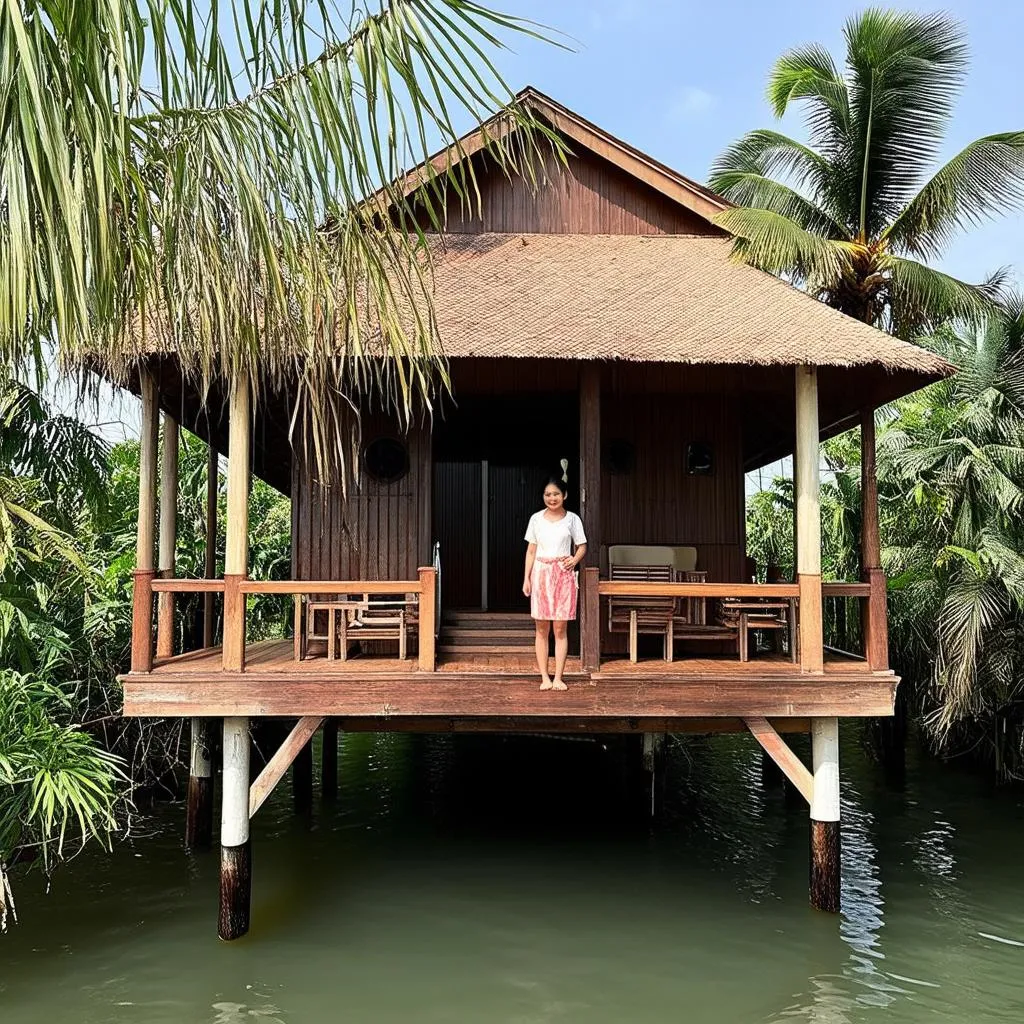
292,736,313,814
321,719,338,800
219,716,251,940
203,443,218,648
223,377,250,672
185,717,213,849
579,365,601,668
131,371,159,673
156,414,179,659
860,409,889,670
581,567,601,672
418,566,436,671
810,717,841,912
795,366,823,673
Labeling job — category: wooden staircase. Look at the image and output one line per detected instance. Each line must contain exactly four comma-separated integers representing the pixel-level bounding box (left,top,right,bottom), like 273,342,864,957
439,610,536,658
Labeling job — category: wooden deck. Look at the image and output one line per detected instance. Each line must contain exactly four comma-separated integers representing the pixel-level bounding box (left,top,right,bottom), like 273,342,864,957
120,639,898,723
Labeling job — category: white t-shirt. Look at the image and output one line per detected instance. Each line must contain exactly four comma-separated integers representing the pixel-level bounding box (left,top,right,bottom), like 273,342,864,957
524,510,587,559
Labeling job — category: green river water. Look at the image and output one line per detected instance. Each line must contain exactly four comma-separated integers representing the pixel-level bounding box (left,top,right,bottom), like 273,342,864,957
2,728,1022,1023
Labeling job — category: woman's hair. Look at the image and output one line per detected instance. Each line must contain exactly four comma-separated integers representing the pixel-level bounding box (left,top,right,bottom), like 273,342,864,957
542,475,568,496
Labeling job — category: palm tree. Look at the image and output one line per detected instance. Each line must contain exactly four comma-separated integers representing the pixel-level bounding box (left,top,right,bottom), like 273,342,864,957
0,0,558,464
709,9,1024,337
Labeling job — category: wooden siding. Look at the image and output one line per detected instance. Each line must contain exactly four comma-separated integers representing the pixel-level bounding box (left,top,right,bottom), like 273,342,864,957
433,461,482,608
291,365,746,594
291,416,432,581
433,148,716,236
601,392,746,583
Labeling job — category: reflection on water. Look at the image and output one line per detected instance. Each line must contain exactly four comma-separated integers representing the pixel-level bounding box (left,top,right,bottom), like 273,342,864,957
2,727,1023,1024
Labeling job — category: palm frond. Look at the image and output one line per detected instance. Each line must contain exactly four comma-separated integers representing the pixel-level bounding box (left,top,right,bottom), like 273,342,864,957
843,9,968,235
767,43,851,143
887,256,995,336
714,207,850,285
886,132,1024,258
0,0,561,476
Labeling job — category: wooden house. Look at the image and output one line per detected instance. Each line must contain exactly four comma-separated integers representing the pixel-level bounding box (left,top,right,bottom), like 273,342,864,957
114,90,951,938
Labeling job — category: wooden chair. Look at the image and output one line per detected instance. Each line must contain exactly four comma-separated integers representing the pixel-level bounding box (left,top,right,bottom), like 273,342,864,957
295,592,415,661
717,598,792,662
670,571,740,651
607,563,676,663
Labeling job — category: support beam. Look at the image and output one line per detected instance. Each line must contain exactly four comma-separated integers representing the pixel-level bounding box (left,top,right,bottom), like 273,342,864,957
223,377,250,672
203,443,218,648
795,366,823,673
744,716,814,804
321,719,339,800
860,409,889,670
810,717,841,912
156,414,179,659
249,715,325,817
185,717,213,849
219,716,251,940
131,372,160,673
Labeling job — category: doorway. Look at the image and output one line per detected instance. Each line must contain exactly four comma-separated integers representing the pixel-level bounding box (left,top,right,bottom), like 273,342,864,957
432,394,578,611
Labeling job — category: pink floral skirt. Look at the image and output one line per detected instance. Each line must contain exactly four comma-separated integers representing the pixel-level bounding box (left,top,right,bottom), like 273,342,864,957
530,558,578,621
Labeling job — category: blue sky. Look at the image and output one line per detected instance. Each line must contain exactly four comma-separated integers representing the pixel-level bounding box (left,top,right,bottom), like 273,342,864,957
485,0,1023,287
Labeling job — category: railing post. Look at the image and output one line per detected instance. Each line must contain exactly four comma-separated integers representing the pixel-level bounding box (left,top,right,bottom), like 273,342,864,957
156,413,179,658
581,567,601,672
860,408,889,670
131,569,155,673
223,376,250,672
418,567,436,671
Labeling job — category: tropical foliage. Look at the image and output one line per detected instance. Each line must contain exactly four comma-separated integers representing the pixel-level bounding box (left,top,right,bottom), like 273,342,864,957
0,372,292,922
747,300,1024,777
710,9,1024,337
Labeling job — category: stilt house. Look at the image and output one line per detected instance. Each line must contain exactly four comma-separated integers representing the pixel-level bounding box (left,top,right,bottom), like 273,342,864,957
112,89,951,937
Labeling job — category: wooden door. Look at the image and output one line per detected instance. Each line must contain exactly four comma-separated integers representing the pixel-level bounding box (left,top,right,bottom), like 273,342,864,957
487,462,554,611
433,461,482,609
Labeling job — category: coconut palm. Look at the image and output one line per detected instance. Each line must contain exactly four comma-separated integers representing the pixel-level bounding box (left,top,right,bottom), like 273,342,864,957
709,8,1024,337
0,0,557,465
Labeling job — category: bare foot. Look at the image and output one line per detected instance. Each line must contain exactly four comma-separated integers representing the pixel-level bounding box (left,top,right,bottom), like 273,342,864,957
551,679,568,691
539,678,553,690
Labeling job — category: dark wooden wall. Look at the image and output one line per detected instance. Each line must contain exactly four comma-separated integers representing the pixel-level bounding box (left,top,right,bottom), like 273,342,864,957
291,369,748,588
291,415,432,582
601,392,746,583
434,148,716,236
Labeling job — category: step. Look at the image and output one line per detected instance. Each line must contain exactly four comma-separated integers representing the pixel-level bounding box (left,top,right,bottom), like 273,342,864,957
436,643,540,651
442,626,536,634
444,612,532,625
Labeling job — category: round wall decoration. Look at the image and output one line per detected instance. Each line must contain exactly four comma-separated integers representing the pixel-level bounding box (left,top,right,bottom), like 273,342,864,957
363,437,409,484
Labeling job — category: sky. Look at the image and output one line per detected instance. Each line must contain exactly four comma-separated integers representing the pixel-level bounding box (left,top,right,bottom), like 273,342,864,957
71,0,1024,446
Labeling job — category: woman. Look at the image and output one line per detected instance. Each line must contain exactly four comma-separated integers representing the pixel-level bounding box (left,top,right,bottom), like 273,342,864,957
523,477,588,690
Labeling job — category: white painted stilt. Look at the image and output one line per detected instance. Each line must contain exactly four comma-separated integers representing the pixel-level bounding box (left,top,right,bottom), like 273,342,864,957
219,716,251,939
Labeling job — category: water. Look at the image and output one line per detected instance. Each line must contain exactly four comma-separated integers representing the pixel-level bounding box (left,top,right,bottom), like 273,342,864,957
2,729,1023,1023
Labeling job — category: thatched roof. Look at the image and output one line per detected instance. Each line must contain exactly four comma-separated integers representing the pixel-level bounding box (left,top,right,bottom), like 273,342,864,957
414,232,950,375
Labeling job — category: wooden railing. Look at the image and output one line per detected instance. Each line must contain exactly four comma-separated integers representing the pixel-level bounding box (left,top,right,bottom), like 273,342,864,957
131,568,438,673
580,568,889,672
